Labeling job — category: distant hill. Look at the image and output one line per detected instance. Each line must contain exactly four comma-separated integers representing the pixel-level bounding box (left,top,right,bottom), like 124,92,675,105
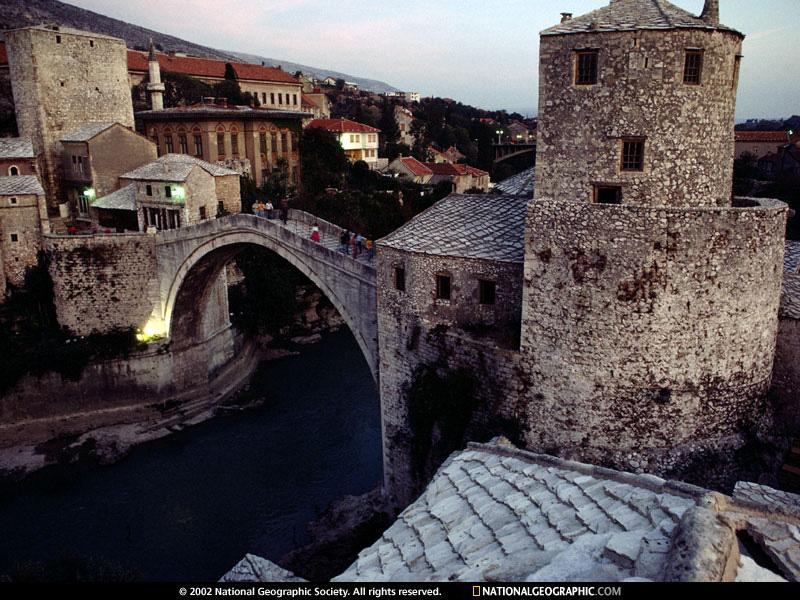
0,0,400,94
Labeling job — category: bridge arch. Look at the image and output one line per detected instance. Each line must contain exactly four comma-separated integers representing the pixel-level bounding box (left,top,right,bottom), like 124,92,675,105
155,214,378,380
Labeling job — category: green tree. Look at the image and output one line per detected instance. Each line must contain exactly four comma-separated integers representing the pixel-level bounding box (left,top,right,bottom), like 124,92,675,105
379,99,400,159
162,71,213,107
299,127,349,195
214,63,248,105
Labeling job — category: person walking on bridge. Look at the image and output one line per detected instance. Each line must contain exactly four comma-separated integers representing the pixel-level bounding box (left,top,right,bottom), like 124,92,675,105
340,230,351,253
280,197,289,224
310,225,321,243
266,200,274,220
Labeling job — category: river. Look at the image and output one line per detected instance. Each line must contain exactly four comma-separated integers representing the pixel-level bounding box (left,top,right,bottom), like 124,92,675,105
0,330,382,581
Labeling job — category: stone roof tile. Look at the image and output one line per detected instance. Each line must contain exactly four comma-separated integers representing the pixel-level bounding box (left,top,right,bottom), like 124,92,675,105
92,184,136,211
378,194,529,263
495,167,536,197
60,122,119,143
120,153,238,182
0,137,35,159
0,175,45,196
541,0,742,37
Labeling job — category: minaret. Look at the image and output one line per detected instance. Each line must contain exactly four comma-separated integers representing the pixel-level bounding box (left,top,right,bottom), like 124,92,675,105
146,40,165,111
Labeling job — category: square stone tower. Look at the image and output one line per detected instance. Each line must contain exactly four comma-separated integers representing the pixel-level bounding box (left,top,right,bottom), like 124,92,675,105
4,25,135,210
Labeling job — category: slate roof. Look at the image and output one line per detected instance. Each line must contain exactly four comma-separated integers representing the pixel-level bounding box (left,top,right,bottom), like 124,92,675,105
60,122,118,143
541,0,742,37
0,175,45,196
307,118,380,134
378,194,528,263
121,153,237,182
495,167,536,197
0,137,34,159
330,441,796,583
127,50,299,84
91,184,136,211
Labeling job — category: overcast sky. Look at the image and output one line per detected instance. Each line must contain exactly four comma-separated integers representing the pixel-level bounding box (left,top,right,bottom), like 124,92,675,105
69,0,798,119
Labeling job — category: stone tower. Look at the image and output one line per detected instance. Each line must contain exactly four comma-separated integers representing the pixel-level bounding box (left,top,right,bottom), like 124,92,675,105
147,40,165,111
520,0,789,476
4,25,135,209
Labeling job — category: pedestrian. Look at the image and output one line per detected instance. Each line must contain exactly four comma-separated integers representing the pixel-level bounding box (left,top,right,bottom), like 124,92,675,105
310,225,321,243
356,233,365,254
350,233,359,259
266,200,274,220
280,196,289,224
258,201,266,218
340,230,351,253
365,238,374,260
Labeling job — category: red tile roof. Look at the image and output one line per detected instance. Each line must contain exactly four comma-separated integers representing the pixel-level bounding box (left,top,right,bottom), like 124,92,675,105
735,131,790,143
397,156,432,176
302,94,318,108
0,42,7,66
424,163,488,177
127,49,299,84
307,118,380,134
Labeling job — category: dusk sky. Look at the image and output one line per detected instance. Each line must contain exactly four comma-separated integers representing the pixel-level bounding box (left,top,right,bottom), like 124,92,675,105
69,0,798,119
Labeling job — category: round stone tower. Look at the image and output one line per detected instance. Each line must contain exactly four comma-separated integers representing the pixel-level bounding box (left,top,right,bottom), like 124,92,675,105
521,0,789,480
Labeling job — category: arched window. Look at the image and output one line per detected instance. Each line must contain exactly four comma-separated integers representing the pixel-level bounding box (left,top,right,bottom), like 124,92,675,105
216,126,226,158
230,126,239,157
192,127,203,157
259,127,268,157
8,166,19,176
163,127,174,154
177,127,188,154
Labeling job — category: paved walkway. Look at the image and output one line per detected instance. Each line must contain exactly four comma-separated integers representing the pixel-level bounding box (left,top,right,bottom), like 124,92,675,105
271,216,375,265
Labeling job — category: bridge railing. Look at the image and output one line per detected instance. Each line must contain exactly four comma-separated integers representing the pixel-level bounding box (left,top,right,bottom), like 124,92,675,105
287,209,349,241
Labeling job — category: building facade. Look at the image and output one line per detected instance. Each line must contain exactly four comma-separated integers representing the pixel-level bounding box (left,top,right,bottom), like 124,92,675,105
0,137,38,177
735,130,794,159
0,175,49,297
136,102,308,186
4,25,135,208
307,118,381,169
60,122,157,219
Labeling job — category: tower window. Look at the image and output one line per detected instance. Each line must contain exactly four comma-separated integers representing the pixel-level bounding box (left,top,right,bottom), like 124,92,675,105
10,233,19,243
56,35,61,43
683,50,704,85
621,139,645,172
89,40,94,47
594,185,622,204
575,50,599,85
9,197,18,205
436,274,451,301
394,267,406,292
479,280,496,305
9,166,19,176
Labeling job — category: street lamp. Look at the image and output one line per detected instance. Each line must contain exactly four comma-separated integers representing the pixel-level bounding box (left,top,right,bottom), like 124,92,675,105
495,129,503,144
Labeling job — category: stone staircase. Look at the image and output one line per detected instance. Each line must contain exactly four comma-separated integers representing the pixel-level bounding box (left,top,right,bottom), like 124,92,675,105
780,438,800,492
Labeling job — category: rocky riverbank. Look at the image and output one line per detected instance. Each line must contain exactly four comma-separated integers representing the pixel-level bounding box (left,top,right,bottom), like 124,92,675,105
0,283,347,484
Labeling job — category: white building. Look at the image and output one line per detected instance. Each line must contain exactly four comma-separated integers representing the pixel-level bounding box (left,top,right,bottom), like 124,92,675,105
307,118,381,169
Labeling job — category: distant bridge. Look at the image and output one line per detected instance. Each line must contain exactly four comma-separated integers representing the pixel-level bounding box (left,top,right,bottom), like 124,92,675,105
493,142,536,165
153,211,378,379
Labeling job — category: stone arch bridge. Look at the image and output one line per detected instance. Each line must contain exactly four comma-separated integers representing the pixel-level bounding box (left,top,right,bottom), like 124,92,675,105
153,211,378,379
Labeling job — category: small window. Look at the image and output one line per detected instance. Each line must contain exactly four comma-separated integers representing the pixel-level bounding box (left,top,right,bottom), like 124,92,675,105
262,92,267,104
56,35,61,43
60,81,65,87
293,94,298,106
165,185,172,198
9,197,17,205
199,206,207,220
394,267,406,292
684,50,703,85
278,93,283,105
146,184,152,196
194,134,203,157
270,93,275,105
436,274,451,301
479,280,496,305
10,233,19,243
594,185,622,204
9,166,19,176
621,139,645,172
217,201,225,215
89,40,94,47
575,50,599,85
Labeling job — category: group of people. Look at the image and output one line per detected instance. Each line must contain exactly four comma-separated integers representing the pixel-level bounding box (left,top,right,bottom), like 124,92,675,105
252,197,289,223
339,230,374,260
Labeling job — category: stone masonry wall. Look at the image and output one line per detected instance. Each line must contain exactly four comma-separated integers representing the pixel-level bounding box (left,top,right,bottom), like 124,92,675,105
215,173,242,215
88,125,157,199
377,245,524,505
5,27,134,208
45,233,159,335
519,198,787,467
535,29,743,207
0,192,48,288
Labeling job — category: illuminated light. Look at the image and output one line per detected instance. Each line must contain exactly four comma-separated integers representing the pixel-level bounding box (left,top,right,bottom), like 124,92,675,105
84,188,96,199
136,317,166,343
172,186,186,201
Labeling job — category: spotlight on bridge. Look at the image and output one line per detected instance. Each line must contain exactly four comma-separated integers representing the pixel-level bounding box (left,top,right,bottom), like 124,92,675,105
136,316,166,343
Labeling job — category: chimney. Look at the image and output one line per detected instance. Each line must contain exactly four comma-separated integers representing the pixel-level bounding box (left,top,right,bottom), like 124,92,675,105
561,12,572,23
700,0,719,25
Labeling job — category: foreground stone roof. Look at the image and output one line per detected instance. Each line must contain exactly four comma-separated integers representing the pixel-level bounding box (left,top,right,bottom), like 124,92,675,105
0,137,34,159
332,441,798,582
495,167,536,197
378,195,529,263
121,153,237,182
541,0,741,37
0,175,45,196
